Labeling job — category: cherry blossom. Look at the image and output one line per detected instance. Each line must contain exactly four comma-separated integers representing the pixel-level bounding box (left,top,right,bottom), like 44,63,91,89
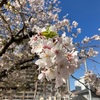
29,26,82,87
77,28,81,33
87,48,99,57
72,21,78,28
82,36,90,43
85,71,100,95
29,16,99,88
0,0,100,97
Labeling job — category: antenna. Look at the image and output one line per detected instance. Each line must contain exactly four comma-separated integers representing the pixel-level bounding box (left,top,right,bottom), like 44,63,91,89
84,60,92,100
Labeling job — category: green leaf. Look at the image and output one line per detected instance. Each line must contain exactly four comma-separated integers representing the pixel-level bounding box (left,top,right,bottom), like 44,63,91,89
42,31,57,38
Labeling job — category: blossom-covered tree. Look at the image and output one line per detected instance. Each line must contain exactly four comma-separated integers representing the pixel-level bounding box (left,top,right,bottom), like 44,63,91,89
0,0,100,98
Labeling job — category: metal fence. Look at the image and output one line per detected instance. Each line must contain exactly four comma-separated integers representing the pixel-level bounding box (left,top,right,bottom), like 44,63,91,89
1,91,69,100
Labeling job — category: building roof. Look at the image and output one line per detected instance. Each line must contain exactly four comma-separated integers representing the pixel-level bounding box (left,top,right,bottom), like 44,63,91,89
72,89,100,98
72,95,87,100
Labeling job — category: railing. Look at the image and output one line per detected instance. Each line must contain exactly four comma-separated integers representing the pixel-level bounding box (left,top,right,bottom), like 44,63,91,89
1,91,69,100
2,96,69,100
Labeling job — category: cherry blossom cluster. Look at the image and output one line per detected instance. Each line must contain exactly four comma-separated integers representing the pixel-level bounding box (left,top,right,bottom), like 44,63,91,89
78,48,98,60
29,26,82,88
82,34,100,43
85,71,100,95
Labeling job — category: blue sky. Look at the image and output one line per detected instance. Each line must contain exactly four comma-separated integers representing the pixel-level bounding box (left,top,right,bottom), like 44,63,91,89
59,0,100,90
60,0,100,38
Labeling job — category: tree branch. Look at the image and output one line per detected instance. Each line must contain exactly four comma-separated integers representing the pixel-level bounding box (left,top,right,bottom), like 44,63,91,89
0,31,37,56
0,37,14,56
0,54,38,80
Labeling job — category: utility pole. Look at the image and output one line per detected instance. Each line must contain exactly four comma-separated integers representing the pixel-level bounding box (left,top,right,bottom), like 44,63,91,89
84,60,92,100
67,76,70,100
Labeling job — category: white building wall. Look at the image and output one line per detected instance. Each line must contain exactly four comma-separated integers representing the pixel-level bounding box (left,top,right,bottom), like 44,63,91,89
75,76,86,90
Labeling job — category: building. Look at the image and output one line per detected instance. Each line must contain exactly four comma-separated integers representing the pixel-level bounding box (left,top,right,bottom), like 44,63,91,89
0,65,67,100
74,76,86,91
72,76,100,100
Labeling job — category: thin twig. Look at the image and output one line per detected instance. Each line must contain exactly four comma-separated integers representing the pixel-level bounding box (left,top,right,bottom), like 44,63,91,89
88,58,100,64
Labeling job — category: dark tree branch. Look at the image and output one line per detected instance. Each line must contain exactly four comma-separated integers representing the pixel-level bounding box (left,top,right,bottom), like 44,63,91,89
0,54,39,91
0,37,14,56
0,31,37,56
0,54,38,81
15,24,25,36
0,13,13,35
